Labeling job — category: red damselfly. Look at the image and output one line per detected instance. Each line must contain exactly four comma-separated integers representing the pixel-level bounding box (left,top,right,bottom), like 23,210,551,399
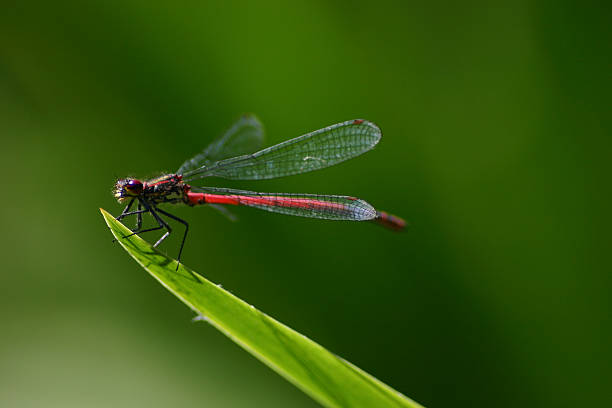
113,116,405,269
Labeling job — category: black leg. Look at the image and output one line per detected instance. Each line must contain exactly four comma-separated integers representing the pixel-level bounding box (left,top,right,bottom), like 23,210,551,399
118,199,199,282
115,199,149,232
155,208,198,281
113,199,142,242
119,209,149,218
144,202,172,246
136,202,143,231
114,209,150,243
122,224,165,239
116,198,135,221
123,199,169,239
156,208,189,271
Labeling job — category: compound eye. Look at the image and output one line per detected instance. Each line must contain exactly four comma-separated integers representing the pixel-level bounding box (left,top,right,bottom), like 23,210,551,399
126,179,143,193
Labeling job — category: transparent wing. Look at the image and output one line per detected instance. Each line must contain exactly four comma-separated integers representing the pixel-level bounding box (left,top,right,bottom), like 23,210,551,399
190,186,377,221
182,119,381,181
177,114,264,174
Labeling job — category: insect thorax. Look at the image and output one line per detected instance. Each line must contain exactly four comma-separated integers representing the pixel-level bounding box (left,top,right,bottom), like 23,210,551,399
144,174,187,204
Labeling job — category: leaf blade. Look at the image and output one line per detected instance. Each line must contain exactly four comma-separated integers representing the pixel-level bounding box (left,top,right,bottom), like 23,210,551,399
101,208,423,408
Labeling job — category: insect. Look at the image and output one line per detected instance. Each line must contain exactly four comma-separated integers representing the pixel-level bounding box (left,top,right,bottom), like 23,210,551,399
114,116,405,270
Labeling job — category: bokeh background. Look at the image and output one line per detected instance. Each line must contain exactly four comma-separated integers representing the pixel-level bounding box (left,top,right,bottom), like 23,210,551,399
1,1,610,407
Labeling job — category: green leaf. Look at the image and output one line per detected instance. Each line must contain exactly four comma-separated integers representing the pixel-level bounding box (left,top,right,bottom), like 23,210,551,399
101,208,423,408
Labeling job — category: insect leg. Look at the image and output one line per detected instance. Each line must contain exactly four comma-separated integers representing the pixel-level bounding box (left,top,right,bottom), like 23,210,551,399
118,208,149,218
116,200,149,228
113,199,149,242
122,199,167,239
136,202,143,230
155,208,198,280
116,198,135,221
155,208,189,271
122,200,198,281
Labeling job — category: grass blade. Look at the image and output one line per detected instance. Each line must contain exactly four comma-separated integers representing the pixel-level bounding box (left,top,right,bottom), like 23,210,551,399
101,208,423,408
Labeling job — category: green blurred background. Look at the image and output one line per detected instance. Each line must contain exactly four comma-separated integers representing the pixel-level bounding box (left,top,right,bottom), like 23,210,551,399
1,1,610,407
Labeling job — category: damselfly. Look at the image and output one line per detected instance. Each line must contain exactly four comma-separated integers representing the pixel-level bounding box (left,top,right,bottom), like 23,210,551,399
114,116,405,269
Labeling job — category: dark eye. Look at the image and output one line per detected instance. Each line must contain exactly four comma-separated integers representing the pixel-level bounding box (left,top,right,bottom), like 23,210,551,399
126,179,143,192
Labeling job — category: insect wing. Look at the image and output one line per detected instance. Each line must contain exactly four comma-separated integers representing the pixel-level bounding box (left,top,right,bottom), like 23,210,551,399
177,114,264,174
182,119,381,181
191,186,377,221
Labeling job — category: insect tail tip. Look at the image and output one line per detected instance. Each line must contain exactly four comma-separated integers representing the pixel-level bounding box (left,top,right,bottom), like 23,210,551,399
375,211,407,231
